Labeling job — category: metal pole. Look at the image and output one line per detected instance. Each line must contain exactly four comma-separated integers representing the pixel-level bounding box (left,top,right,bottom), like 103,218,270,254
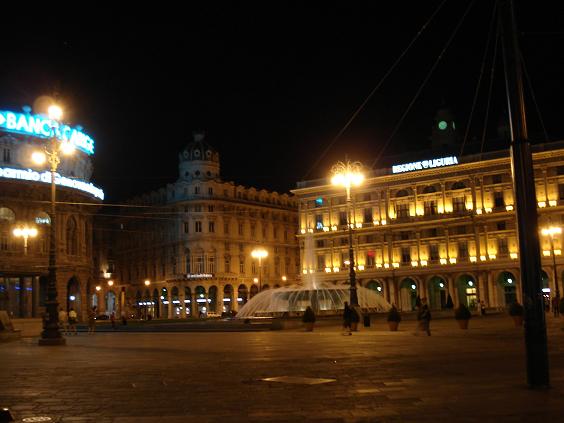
258,257,262,292
551,237,560,299
38,129,65,345
346,186,359,305
499,0,548,387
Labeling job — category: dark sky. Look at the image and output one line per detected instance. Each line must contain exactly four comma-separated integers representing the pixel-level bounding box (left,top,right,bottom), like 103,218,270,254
1,1,563,201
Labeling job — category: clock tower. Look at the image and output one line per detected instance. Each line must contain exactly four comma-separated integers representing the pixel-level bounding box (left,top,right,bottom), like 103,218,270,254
431,107,459,150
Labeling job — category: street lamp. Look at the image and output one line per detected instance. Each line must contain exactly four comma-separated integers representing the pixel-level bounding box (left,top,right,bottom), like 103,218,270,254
34,103,74,346
331,160,364,306
144,280,151,286
12,226,38,255
251,248,268,292
541,226,561,299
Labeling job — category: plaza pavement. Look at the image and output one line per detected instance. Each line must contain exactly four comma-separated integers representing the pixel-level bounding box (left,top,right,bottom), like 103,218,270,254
1,314,564,422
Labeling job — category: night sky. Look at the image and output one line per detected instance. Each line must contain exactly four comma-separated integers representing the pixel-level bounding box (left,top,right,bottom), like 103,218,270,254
1,1,563,201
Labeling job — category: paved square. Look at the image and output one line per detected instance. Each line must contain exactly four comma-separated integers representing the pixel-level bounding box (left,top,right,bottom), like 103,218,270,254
1,315,564,422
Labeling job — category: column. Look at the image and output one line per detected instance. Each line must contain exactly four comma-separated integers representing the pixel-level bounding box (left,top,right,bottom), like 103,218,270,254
447,275,456,307
32,276,39,317
192,293,198,317
487,272,498,308
167,288,173,319
179,287,186,318
477,272,485,306
232,287,238,312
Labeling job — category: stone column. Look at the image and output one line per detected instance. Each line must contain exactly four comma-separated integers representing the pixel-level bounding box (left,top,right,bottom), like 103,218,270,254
447,275,456,307
385,277,392,304
167,288,173,319
192,293,198,317
32,276,39,317
179,287,186,318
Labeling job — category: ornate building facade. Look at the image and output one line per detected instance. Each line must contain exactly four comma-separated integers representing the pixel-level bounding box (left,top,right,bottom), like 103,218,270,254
0,107,104,320
293,141,564,312
104,133,300,319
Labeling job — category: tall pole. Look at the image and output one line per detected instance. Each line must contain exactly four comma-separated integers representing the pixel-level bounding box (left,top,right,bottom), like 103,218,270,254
258,257,262,292
38,125,65,345
499,0,548,387
346,186,359,306
550,236,560,299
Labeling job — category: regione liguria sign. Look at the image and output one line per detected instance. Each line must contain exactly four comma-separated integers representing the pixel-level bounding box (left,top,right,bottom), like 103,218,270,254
392,156,459,174
0,110,95,155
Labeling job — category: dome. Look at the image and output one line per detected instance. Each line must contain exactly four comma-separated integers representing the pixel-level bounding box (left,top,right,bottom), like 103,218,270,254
179,131,220,164
178,131,221,181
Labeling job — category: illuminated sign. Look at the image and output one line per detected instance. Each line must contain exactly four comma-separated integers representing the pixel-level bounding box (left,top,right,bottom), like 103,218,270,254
0,110,94,155
0,167,104,200
35,217,50,225
186,273,214,279
392,156,459,174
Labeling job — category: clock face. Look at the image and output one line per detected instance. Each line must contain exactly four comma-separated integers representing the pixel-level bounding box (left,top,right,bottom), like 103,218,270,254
438,121,448,130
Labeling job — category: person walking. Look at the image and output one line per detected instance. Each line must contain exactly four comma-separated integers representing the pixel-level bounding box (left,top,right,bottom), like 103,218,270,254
110,312,116,330
58,308,68,335
416,301,431,336
88,306,97,334
68,308,78,335
121,311,127,326
552,295,560,317
342,301,353,335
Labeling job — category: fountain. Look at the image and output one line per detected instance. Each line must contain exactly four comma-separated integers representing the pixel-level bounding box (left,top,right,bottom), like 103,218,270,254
236,234,390,318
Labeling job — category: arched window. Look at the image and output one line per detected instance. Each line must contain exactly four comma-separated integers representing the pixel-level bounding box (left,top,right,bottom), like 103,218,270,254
0,207,15,251
66,216,78,255
422,186,437,194
0,207,15,221
451,181,466,190
395,189,409,198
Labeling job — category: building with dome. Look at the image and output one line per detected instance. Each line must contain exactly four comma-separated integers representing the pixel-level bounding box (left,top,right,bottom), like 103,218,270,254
0,106,104,320
98,132,300,319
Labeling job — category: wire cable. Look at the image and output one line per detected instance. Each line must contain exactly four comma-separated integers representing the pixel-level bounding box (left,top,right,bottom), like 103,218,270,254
460,0,498,157
520,50,550,142
371,0,476,169
479,25,500,160
302,0,449,180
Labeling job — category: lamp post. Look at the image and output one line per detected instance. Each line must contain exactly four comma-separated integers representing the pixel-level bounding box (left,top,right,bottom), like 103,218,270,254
331,160,364,306
12,226,38,256
542,227,561,300
34,104,74,346
251,248,268,292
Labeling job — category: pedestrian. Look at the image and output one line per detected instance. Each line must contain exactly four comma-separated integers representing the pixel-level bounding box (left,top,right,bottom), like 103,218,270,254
58,307,68,335
342,301,352,335
480,300,486,316
110,311,116,329
88,306,97,334
552,295,560,317
416,300,431,336
121,311,127,326
68,308,78,335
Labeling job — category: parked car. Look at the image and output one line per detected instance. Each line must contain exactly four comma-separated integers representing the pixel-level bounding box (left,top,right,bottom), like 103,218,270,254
205,312,220,318
95,314,109,320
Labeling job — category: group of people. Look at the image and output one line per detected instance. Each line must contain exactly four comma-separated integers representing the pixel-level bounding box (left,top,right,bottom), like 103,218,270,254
58,306,110,335
58,307,78,335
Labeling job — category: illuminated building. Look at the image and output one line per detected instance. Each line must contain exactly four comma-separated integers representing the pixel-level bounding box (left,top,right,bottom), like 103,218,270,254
111,132,300,319
293,140,564,312
0,106,104,319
